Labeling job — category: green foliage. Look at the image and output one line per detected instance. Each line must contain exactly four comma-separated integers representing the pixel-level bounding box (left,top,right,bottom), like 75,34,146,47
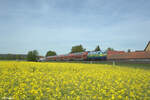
70,45,86,53
0,54,26,60
27,50,39,61
45,51,57,57
94,45,101,51
0,56,3,60
128,49,131,52
106,47,114,52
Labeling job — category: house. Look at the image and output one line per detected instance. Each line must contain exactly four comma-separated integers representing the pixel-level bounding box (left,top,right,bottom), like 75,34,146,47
107,51,150,61
107,41,150,61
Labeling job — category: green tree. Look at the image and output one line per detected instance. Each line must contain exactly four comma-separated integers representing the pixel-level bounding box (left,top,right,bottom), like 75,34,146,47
7,54,13,60
16,55,22,60
106,47,114,52
128,49,131,52
94,45,101,51
0,56,3,60
70,45,86,53
45,50,57,57
27,50,39,61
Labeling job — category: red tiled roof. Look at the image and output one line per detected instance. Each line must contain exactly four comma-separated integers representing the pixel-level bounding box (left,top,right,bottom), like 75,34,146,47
107,51,150,60
107,51,125,56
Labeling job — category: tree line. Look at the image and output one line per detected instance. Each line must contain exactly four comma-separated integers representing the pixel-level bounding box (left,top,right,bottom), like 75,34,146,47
0,54,27,60
0,45,115,61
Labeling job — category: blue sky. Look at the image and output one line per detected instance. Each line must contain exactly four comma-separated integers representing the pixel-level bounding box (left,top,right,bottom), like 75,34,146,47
0,0,150,55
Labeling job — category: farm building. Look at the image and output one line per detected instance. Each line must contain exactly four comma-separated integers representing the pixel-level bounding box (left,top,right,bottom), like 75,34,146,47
107,41,150,61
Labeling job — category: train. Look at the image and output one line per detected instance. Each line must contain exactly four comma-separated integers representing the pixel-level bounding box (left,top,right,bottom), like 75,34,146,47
39,41,150,62
45,51,107,61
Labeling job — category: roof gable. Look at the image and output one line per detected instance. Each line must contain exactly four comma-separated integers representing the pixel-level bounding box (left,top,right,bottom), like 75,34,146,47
144,41,150,51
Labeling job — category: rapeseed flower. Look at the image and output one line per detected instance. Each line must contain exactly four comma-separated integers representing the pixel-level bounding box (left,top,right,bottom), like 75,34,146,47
0,61,149,99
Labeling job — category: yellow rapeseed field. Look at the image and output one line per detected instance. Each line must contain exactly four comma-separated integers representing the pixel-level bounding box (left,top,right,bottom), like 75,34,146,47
0,61,150,100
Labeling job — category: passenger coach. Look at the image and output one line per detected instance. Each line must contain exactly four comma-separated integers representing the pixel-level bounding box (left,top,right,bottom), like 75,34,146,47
46,51,107,61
